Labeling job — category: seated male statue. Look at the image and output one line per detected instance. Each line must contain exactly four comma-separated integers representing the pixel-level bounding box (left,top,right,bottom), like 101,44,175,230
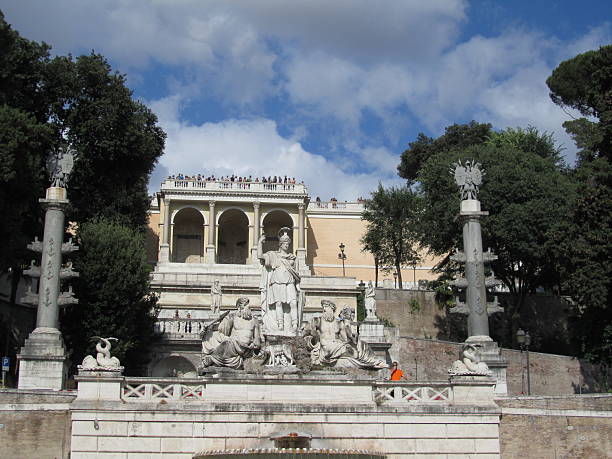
307,299,387,370
200,297,262,370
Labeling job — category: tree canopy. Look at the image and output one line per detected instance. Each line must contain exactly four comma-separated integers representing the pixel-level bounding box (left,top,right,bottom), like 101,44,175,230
398,121,492,184
0,12,165,372
547,45,612,364
62,220,158,374
362,185,423,289
416,128,574,340
546,44,611,162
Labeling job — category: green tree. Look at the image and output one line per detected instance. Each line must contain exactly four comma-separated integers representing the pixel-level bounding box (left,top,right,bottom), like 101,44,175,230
398,121,492,184
0,13,165,370
362,185,423,289
360,224,391,287
546,44,611,163
547,45,612,364
416,128,574,339
44,53,166,228
62,220,158,375
0,11,52,277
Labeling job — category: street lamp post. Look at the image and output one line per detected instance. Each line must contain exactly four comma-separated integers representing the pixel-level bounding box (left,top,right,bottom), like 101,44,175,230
393,271,398,289
516,328,532,395
338,243,347,277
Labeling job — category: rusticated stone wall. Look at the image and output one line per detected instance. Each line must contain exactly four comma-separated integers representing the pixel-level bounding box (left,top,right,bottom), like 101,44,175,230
376,288,609,395
393,336,606,396
0,389,75,459
497,394,612,459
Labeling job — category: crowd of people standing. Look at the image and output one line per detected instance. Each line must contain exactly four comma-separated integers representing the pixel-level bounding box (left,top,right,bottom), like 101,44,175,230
167,173,300,185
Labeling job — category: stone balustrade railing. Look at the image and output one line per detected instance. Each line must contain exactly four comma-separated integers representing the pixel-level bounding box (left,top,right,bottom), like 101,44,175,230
307,201,366,212
372,381,453,404
155,318,204,339
120,377,454,405
162,179,307,194
123,377,206,401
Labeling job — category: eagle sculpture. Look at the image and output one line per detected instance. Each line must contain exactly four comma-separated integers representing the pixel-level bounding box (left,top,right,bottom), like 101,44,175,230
451,160,484,200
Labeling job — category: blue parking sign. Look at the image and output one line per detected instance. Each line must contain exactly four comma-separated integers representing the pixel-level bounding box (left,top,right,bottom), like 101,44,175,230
1,357,9,371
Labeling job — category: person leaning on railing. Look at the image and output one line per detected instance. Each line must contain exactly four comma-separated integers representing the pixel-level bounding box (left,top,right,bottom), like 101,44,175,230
389,361,408,381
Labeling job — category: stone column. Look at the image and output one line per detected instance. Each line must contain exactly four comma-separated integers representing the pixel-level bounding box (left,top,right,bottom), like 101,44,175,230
296,203,308,274
251,201,260,265
18,187,77,390
206,201,216,263
159,198,171,263
452,197,508,395
36,199,67,328
298,203,305,249
460,200,490,339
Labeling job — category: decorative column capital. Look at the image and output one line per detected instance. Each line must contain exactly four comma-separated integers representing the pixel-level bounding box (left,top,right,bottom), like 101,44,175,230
209,200,216,207
253,201,260,210
298,203,305,211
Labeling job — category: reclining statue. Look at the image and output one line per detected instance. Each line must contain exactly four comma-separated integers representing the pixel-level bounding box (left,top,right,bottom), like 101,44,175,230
306,300,387,370
448,343,492,376
200,297,262,370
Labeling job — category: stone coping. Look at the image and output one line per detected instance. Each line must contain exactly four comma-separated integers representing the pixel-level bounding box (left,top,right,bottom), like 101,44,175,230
496,393,612,402
70,399,501,414
194,448,385,457
120,374,402,385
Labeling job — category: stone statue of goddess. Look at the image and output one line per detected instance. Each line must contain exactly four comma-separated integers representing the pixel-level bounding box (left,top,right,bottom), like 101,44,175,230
258,227,302,335
211,279,222,314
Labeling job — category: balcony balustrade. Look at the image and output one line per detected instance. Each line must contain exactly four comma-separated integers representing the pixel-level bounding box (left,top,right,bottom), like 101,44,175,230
162,179,307,194
155,318,204,340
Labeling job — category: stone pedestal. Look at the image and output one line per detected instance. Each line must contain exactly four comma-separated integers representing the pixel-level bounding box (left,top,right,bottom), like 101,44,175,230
296,248,309,275
17,327,69,390
469,339,508,395
251,247,260,266
450,375,497,402
158,243,170,263
75,367,124,401
206,245,216,263
359,320,391,362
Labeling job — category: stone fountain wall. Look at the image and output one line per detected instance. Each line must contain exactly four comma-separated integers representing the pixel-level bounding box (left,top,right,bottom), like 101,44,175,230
66,373,501,458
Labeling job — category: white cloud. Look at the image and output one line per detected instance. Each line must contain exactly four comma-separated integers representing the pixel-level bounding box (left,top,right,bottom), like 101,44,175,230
148,96,400,200
2,1,609,169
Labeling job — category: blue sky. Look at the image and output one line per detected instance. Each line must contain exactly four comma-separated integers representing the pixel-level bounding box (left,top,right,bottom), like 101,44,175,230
1,1,610,199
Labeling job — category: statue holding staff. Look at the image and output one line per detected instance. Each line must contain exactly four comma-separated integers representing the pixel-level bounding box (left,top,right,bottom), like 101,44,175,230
258,227,303,335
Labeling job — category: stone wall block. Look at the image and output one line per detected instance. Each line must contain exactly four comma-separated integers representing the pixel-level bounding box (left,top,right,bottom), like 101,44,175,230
70,435,98,451
97,436,161,453
416,438,476,454
475,438,501,453
72,453,128,459
446,422,499,438
127,421,194,437
73,419,128,436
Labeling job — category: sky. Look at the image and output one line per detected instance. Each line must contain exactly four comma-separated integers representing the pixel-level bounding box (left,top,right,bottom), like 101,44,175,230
1,1,610,200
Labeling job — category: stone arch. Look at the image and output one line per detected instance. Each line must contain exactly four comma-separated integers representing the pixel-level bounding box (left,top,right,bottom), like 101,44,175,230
262,209,294,253
172,207,205,263
151,355,197,378
217,208,249,264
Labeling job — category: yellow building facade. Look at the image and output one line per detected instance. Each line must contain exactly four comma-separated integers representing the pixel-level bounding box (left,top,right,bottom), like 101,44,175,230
147,178,439,287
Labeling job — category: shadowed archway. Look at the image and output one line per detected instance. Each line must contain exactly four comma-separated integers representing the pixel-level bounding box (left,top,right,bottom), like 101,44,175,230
262,210,294,253
172,208,204,263
218,209,249,264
